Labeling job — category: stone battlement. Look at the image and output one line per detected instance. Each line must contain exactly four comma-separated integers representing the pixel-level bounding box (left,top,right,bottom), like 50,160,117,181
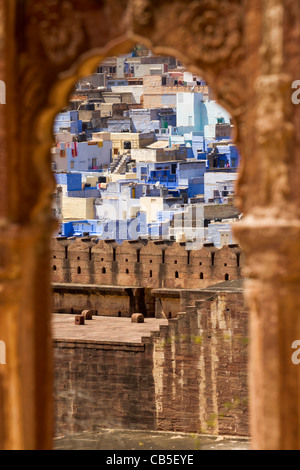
51,237,245,290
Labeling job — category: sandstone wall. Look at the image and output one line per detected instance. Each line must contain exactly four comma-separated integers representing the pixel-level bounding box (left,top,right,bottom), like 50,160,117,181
54,288,249,437
51,238,245,290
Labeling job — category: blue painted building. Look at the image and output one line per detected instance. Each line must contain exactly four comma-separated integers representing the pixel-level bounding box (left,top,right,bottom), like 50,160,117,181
54,111,83,135
55,173,82,191
60,212,148,244
135,159,206,198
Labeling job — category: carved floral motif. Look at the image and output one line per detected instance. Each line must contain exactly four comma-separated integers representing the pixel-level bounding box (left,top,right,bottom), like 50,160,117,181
178,0,242,64
130,0,243,66
131,0,154,26
28,0,85,65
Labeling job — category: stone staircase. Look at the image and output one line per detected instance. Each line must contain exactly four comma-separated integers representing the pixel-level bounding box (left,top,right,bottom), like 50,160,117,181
110,153,131,174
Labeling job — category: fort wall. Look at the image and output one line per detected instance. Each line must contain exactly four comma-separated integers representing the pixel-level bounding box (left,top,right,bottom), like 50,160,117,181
54,286,249,437
51,238,245,290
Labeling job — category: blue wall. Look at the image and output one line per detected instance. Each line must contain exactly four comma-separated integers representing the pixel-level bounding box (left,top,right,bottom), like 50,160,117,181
55,173,82,191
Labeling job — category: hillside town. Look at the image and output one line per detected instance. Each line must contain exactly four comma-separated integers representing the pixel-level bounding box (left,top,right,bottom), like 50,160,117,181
52,45,241,247
50,47,248,445
2,1,299,453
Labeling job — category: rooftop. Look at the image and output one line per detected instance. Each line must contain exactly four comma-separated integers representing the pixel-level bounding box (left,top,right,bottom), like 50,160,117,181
52,314,168,344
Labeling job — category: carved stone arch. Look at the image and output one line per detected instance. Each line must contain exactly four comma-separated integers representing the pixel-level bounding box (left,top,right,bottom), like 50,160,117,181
2,0,300,452
18,0,247,232
2,0,248,451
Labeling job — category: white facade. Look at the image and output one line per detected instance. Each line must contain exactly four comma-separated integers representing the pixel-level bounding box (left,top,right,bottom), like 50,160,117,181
204,172,238,203
183,71,202,85
140,197,165,224
110,86,144,104
176,93,231,133
176,93,203,130
52,140,112,172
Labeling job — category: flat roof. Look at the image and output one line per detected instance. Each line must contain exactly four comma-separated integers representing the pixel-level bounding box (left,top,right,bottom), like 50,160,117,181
52,314,168,344
146,141,170,149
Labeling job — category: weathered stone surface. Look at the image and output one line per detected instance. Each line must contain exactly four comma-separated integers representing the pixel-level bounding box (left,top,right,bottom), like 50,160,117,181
53,288,249,437
131,313,144,323
51,239,245,289
0,0,300,451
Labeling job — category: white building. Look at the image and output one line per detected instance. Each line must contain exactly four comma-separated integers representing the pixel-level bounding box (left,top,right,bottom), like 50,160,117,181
52,139,113,172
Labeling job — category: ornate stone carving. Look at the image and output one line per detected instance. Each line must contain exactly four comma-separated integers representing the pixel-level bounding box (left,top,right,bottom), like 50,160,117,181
179,0,242,64
27,0,85,65
254,73,294,211
130,0,243,68
131,0,154,26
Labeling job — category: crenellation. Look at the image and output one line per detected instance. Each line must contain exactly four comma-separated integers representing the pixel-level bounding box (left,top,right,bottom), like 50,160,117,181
52,237,245,292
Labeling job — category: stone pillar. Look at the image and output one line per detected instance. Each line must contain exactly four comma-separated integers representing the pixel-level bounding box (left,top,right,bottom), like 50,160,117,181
234,0,300,450
0,0,54,450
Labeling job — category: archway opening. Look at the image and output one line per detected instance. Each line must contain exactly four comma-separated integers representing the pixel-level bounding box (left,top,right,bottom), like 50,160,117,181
51,44,241,250
50,42,246,447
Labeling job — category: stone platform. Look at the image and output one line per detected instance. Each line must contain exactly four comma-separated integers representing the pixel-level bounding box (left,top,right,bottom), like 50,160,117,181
52,314,168,344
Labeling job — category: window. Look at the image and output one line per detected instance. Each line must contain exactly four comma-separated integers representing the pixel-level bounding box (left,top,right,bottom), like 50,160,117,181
200,273,204,280
102,267,106,274
77,267,81,274
150,270,153,278
225,273,229,281
175,271,179,279
126,269,129,274
53,266,57,271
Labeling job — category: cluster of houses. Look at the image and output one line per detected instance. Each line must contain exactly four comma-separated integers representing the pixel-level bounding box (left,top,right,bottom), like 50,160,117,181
51,47,241,247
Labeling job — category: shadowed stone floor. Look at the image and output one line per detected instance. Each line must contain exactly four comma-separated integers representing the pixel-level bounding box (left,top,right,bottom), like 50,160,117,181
54,429,250,451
